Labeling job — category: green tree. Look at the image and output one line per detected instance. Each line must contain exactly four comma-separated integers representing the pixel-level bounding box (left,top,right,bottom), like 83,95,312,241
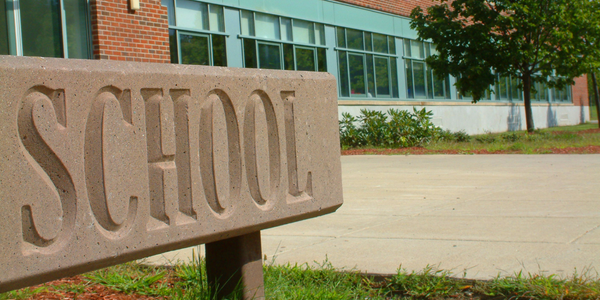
410,0,600,132
581,2,600,127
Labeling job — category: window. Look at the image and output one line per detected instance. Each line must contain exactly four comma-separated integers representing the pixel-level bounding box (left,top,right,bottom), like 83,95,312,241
1,0,9,54
240,10,326,72
337,27,398,98
2,0,91,58
552,84,571,102
494,74,521,101
164,0,227,66
404,40,450,99
531,79,549,102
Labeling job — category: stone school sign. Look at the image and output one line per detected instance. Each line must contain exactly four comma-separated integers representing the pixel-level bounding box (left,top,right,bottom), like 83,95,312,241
0,56,343,297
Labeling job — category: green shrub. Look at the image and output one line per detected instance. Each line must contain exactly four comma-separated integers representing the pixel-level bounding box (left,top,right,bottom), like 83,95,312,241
501,132,521,142
435,129,456,142
452,130,471,142
339,108,443,148
475,131,497,143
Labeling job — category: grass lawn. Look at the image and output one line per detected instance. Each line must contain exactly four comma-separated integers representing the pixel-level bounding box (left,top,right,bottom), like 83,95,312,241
343,123,600,155
2,258,600,300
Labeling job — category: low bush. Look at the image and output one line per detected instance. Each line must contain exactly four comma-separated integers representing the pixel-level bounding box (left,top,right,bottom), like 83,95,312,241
339,108,444,148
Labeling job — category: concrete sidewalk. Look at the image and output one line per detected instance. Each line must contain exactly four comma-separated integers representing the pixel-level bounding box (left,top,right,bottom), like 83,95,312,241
146,155,600,280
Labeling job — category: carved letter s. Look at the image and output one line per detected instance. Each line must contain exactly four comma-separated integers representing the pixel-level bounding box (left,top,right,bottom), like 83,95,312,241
17,86,77,254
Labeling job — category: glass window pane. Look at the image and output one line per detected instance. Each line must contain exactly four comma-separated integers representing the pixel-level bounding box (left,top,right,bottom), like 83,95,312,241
64,0,90,58
531,81,539,101
293,19,314,44
162,0,175,26
317,48,326,72
20,0,63,57
373,33,387,54
445,76,451,99
1,0,11,54
176,0,208,30
391,59,399,98
413,61,426,98
498,75,509,100
169,29,178,63
314,23,325,45
180,33,209,65
255,13,279,40
283,43,294,70
426,67,433,98
406,60,414,98
364,32,372,52
375,57,390,96
209,5,224,32
366,54,374,97
258,43,281,69
338,51,349,97
346,28,363,50
510,76,520,100
388,36,396,54
336,27,345,48
411,41,424,59
295,47,315,71
430,44,439,56
348,53,365,95
281,17,292,41
241,11,254,36
404,39,411,57
540,81,548,101
243,39,257,68
433,71,446,98
212,34,227,66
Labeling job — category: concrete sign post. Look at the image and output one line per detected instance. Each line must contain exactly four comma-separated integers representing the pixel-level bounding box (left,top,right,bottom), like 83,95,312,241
0,56,343,298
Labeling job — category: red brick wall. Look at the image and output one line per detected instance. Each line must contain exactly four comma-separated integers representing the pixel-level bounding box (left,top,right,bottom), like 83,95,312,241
572,76,589,106
333,0,439,17
89,0,170,63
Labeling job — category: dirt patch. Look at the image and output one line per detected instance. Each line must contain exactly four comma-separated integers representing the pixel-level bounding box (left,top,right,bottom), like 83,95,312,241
342,146,600,155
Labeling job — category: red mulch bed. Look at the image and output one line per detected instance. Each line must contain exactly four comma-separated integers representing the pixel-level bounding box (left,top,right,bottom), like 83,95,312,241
553,128,600,135
342,145,600,155
17,275,167,300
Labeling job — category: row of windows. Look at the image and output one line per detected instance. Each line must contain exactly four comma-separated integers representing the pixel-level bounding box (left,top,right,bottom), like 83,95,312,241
405,40,451,99
240,10,327,72
1,0,90,58
163,0,227,66
1,0,573,104
460,74,572,102
337,27,399,98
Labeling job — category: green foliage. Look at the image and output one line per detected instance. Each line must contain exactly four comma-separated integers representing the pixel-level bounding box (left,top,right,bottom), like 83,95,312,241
410,0,600,132
339,108,443,148
426,123,600,154
452,130,471,142
84,262,170,296
264,260,381,299
172,251,242,300
4,259,600,299
501,132,521,142
387,265,469,299
0,286,48,300
479,270,600,300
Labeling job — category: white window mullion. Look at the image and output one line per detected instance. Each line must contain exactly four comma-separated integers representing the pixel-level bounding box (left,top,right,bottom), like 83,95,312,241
13,0,23,55
60,0,69,58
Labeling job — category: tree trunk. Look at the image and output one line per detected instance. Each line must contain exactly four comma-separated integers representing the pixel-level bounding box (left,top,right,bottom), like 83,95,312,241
523,74,535,133
592,72,600,128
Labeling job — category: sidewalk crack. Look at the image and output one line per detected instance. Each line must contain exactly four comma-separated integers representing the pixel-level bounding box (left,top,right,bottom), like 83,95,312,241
569,223,600,244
